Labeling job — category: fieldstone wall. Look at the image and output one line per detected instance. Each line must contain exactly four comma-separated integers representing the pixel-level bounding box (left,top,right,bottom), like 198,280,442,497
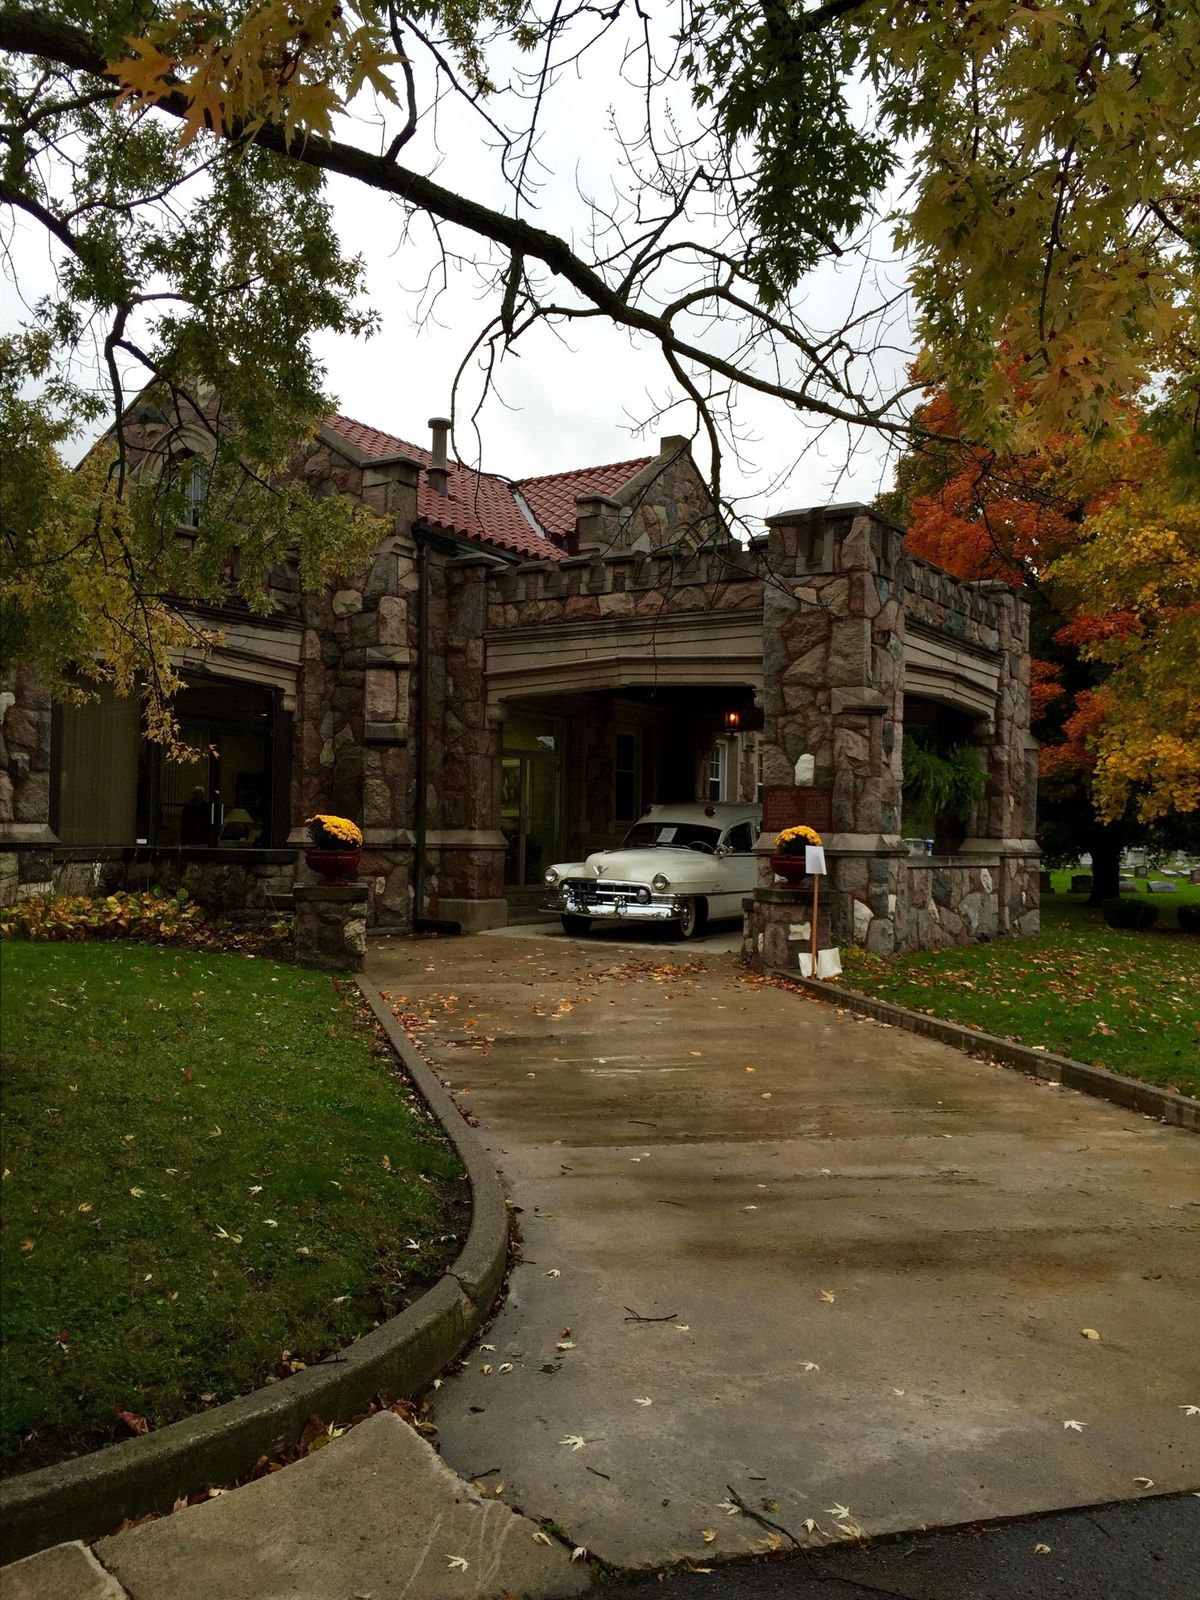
292,447,420,929
573,440,720,555
756,506,1038,954
293,882,367,970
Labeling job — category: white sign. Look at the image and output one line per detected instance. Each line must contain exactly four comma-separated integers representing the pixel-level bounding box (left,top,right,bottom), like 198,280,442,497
805,844,827,876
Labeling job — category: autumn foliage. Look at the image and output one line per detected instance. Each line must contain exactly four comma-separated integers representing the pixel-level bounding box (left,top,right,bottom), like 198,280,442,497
898,389,1198,825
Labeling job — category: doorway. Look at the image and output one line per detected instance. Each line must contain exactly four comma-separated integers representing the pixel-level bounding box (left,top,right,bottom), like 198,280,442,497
501,711,563,887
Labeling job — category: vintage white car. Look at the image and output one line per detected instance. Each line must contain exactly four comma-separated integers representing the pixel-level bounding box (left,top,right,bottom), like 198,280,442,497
543,802,762,939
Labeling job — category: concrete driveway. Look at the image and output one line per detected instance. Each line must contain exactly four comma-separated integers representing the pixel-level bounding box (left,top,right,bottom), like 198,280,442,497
365,932,1200,1571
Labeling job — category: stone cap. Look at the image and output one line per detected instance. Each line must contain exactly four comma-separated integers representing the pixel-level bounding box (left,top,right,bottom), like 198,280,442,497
294,883,369,903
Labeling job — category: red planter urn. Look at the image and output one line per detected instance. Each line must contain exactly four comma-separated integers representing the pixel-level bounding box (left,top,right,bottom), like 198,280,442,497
305,847,362,885
769,853,810,887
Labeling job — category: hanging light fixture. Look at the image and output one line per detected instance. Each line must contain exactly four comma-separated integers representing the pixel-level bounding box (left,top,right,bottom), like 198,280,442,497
724,709,741,730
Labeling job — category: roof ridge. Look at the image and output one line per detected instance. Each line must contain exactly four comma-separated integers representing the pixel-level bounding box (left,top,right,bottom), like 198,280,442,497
516,454,655,488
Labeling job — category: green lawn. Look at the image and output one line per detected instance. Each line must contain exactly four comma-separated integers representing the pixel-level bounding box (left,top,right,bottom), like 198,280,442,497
0,942,465,1471
838,880,1200,1098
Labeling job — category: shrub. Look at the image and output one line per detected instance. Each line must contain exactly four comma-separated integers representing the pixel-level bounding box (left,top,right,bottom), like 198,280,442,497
0,888,203,944
1178,903,1200,935
1101,897,1159,932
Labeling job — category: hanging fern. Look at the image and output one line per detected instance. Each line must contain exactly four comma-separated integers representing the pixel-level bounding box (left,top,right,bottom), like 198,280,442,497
902,736,986,830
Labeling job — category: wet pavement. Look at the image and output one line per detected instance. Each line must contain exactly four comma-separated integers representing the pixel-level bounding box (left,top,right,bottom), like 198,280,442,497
365,930,1200,1573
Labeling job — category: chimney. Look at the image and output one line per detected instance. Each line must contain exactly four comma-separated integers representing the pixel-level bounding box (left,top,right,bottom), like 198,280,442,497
427,416,450,497
659,434,688,458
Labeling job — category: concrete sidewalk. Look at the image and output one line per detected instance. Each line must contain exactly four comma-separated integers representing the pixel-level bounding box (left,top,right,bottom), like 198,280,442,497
367,931,1200,1572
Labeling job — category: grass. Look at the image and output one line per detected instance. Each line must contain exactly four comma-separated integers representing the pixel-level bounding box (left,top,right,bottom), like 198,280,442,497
837,876,1200,1098
0,941,465,1472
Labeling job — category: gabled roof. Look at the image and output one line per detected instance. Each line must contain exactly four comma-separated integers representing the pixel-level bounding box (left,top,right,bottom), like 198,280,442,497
516,458,653,542
322,414,655,562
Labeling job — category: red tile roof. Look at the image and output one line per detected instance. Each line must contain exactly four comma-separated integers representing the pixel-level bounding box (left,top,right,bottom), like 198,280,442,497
323,414,653,562
515,458,652,541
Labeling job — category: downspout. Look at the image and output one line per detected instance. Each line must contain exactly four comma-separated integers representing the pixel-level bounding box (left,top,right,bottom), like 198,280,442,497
412,415,463,934
413,532,432,926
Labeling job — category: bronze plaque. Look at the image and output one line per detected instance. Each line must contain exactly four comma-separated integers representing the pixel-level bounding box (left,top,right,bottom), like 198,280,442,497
762,785,834,836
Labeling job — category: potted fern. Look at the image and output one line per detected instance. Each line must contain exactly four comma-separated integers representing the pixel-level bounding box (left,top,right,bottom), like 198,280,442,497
901,736,986,854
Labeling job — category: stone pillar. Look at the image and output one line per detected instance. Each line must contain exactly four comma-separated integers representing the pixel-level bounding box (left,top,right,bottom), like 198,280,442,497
743,885,833,973
760,506,907,954
0,667,57,907
293,883,368,970
959,583,1040,937
293,457,420,930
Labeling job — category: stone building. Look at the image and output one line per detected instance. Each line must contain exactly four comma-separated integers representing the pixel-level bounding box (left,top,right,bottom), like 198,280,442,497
0,410,1039,951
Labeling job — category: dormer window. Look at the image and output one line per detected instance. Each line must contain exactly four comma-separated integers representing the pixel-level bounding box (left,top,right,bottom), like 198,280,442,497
182,457,206,529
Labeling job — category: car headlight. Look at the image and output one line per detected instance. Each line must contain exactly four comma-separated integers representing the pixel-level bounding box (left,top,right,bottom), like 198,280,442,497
651,873,670,892
544,868,559,886
636,886,651,904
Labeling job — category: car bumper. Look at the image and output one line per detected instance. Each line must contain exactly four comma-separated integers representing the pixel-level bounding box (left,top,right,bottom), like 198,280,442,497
543,890,682,923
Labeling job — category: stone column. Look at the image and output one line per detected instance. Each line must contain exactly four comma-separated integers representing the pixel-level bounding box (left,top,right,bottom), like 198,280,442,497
0,667,57,907
293,883,368,970
293,456,420,930
958,583,1040,937
759,506,907,954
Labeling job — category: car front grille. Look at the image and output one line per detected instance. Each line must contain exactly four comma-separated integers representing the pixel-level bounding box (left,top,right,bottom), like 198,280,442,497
564,878,654,908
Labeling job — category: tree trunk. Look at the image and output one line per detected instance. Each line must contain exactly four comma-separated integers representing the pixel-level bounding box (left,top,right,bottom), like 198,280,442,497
1086,834,1122,906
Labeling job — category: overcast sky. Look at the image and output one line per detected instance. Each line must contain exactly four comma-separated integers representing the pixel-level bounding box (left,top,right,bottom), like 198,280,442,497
1,16,914,525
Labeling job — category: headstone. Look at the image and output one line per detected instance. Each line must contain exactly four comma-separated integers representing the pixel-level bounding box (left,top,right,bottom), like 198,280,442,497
1146,880,1177,894
1070,874,1092,893
1134,865,1149,878
1039,870,1054,894
1190,866,1200,885
1119,877,1137,891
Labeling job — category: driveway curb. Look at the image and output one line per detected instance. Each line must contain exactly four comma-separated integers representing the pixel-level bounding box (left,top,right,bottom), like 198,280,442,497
770,968,1200,1133
0,978,508,1566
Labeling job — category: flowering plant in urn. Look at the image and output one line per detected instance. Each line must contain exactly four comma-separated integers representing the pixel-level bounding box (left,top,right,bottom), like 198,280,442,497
304,814,363,883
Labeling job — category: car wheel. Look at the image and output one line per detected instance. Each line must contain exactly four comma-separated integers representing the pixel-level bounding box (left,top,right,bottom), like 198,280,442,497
676,898,708,940
560,914,593,937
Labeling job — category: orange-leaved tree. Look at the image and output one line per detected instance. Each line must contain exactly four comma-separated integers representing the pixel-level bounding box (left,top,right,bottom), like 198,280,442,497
880,386,1192,903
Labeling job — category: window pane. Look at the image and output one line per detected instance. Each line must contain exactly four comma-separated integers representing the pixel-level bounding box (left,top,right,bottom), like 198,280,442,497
56,690,140,844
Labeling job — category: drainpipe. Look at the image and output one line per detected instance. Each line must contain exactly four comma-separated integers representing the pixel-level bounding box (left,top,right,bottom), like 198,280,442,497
412,420,462,934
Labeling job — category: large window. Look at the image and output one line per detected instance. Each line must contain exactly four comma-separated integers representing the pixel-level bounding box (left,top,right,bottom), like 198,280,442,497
54,678,287,848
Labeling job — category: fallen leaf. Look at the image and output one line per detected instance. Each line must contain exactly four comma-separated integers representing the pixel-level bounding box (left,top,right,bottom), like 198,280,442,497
129,1187,145,1198
1180,1404,1200,1416
1063,1419,1086,1431
803,1518,820,1534
499,1363,514,1374
1081,1328,1101,1340
560,1435,585,1450
675,1324,691,1331
821,1289,836,1304
544,1269,561,1278
718,1498,741,1516
826,1503,852,1519
1034,1543,1052,1556
701,1529,717,1543
445,1555,469,1571
116,1408,150,1435
532,1530,554,1546
19,1239,34,1253
633,1396,652,1406
763,1532,783,1551
1134,1477,1155,1490
800,1361,820,1373
480,1364,492,1375
571,1547,587,1561
556,1340,576,1351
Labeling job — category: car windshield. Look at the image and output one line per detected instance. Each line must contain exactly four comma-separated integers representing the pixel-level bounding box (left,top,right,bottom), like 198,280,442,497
622,821,722,851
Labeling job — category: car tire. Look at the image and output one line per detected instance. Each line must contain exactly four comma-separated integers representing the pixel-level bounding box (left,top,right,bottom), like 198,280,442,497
560,914,593,937
676,898,708,940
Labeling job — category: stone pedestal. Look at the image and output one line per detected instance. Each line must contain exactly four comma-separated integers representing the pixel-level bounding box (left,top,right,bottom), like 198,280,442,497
743,886,833,974
293,883,368,971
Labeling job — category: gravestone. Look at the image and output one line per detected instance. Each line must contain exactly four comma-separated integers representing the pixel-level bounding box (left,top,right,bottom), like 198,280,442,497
1147,880,1177,894
1070,874,1092,893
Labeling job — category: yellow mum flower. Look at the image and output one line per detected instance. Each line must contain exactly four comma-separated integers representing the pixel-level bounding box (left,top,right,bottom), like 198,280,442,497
774,824,822,853
305,814,363,848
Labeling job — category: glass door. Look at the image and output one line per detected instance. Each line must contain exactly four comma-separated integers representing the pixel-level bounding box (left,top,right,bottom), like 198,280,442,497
501,712,563,887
